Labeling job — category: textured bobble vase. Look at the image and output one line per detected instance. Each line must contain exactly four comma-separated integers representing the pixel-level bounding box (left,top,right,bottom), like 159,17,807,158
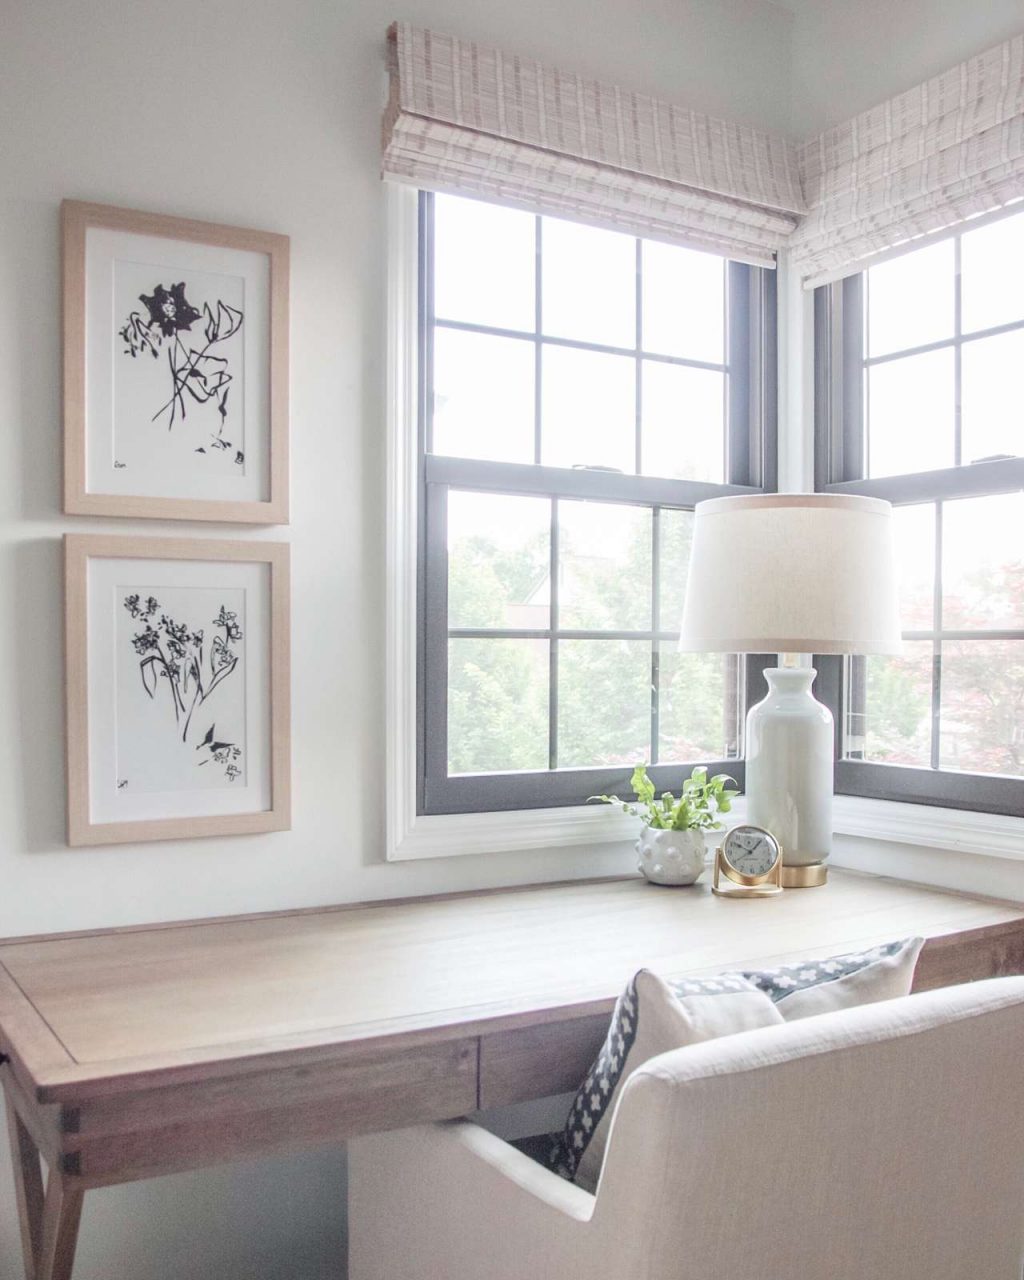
636,827,706,886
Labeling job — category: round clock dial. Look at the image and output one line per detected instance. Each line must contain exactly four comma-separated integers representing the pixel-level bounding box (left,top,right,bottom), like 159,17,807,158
722,825,781,879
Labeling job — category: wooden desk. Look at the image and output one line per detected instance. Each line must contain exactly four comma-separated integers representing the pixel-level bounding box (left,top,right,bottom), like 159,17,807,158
2,870,1023,1279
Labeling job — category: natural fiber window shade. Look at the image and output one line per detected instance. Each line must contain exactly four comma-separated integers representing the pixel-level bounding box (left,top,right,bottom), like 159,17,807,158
789,35,1024,288
382,26,1024,285
382,23,806,267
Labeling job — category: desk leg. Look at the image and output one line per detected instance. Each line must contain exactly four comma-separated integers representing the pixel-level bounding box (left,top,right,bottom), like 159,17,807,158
36,1173,83,1280
5,1093,45,1280
4,1090,84,1280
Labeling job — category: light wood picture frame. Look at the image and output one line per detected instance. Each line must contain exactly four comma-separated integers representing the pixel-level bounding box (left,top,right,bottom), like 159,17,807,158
63,200,289,523
65,534,291,846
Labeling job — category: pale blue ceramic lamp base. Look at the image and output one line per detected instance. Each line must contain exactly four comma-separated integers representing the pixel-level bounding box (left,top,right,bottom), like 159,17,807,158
745,666,834,887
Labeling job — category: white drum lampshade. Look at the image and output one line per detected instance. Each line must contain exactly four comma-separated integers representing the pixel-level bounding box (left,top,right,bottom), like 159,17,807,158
679,494,902,886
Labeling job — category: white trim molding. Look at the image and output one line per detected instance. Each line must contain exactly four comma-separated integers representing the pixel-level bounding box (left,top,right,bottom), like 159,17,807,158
384,182,422,862
389,803,640,862
382,182,646,862
383,181,1023,879
832,796,1024,863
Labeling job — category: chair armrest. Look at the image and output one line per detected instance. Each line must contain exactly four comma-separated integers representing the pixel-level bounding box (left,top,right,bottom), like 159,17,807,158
349,1121,597,1280
432,1121,595,1219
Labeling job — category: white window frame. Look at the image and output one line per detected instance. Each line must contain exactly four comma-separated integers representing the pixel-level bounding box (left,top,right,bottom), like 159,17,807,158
385,184,1024,873
385,185,638,859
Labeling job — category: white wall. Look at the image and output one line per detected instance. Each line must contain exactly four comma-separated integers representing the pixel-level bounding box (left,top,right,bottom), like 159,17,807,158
2,0,1020,1273
0,0,792,1276
786,0,1024,134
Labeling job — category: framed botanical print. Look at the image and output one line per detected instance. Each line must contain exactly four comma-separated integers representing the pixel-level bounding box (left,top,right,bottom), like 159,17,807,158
63,200,289,523
65,534,291,845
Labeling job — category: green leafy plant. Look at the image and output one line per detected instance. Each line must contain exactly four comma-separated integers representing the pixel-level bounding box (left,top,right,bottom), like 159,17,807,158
589,765,738,831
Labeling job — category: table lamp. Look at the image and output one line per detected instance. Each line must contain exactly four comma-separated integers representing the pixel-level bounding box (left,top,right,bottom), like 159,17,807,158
678,494,902,887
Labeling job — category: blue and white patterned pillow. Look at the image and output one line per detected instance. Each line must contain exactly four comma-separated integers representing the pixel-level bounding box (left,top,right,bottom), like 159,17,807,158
548,937,923,1192
550,969,784,1191
728,936,925,1020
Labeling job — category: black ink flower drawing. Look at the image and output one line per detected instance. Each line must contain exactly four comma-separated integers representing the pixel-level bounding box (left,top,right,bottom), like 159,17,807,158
124,595,244,782
196,725,243,782
119,282,245,465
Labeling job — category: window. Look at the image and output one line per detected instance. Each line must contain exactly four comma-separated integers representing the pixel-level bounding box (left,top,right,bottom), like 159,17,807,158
418,192,776,814
815,209,1024,817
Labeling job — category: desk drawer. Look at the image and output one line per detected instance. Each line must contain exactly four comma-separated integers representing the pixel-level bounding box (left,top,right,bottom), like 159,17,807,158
478,1015,608,1109
63,1037,478,1187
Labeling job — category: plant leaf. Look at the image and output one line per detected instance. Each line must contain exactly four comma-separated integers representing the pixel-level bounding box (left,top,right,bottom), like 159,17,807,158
139,656,159,699
630,764,656,809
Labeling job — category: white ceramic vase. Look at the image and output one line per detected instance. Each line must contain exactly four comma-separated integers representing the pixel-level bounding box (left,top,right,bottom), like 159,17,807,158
745,667,834,870
635,827,706,886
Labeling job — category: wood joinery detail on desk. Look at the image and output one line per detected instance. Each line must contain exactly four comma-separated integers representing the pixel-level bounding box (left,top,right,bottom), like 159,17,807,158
5,1093,45,1279
4,1090,81,1280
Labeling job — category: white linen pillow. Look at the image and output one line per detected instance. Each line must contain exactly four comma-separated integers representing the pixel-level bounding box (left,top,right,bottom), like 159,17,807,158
554,969,783,1192
725,936,925,1021
550,936,924,1192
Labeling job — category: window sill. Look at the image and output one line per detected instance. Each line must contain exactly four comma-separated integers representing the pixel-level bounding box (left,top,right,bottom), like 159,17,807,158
388,802,640,861
831,795,1024,863
389,792,1024,864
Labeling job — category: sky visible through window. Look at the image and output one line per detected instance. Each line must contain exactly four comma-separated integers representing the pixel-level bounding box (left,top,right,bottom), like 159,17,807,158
430,193,727,480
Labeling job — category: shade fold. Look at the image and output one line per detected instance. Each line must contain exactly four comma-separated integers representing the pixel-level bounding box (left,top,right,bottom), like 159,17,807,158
382,25,1024,288
383,22,805,266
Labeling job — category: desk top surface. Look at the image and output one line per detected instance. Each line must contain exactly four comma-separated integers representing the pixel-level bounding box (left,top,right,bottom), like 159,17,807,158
2,870,1022,1101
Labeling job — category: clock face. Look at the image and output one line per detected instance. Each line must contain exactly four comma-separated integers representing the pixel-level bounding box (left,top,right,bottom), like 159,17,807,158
722,826,780,879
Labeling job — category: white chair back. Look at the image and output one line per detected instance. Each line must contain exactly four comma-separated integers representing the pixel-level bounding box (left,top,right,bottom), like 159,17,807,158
593,976,1024,1279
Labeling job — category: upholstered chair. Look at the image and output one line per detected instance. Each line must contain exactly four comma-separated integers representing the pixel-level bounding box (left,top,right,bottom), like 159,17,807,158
349,976,1024,1280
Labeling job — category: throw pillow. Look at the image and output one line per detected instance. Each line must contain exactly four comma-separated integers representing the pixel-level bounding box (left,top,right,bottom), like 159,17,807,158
550,936,924,1193
727,935,925,1020
554,969,784,1192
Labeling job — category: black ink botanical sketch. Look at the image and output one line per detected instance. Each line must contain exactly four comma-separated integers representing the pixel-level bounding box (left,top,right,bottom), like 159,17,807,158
124,594,244,781
196,724,242,782
119,282,245,464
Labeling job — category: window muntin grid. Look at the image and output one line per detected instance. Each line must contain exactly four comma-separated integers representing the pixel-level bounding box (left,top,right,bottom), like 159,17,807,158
815,206,1024,813
418,191,776,813
426,192,730,483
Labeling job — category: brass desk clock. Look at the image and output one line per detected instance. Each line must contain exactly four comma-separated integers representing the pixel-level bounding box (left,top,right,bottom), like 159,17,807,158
713,825,783,899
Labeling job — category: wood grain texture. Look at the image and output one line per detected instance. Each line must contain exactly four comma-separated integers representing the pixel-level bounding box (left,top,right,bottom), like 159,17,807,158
66,1039,477,1187
61,199,289,524
479,1014,610,1109
0,864,1018,1280
2,1067,63,1165
1,871,1021,1103
63,534,291,847
5,1092,44,1280
36,1174,83,1280
0,968,75,1102
911,918,1024,991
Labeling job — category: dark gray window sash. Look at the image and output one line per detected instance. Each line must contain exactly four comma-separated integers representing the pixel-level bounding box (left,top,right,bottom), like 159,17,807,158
813,271,1024,818
418,192,778,817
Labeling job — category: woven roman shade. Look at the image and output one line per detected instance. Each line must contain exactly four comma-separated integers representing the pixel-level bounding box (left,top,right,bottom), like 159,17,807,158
382,23,806,267
789,35,1024,288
